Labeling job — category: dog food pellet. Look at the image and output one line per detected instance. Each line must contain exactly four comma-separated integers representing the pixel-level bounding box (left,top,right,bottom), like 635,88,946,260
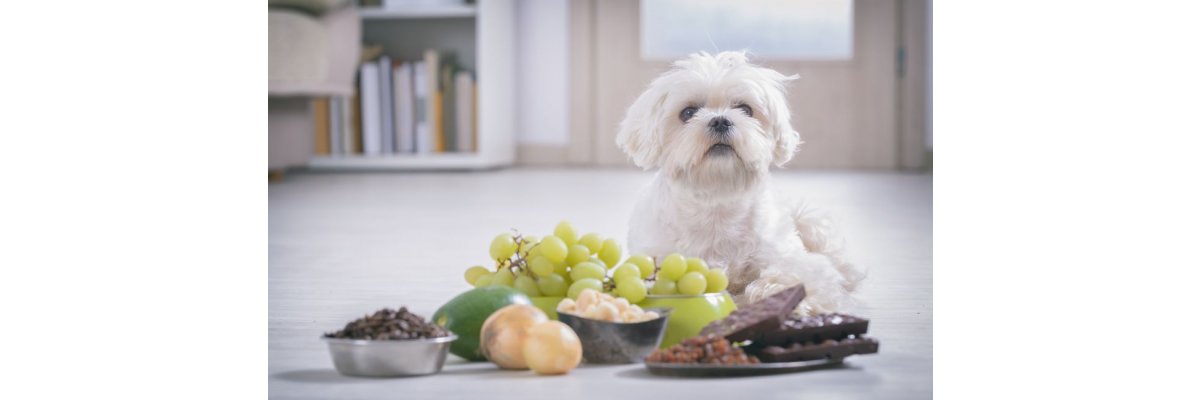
324,307,448,340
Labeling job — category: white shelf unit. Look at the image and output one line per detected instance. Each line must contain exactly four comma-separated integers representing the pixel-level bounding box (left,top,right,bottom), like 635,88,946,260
310,1,516,171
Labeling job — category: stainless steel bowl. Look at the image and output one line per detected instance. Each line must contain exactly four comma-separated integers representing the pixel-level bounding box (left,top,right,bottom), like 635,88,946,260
557,308,670,364
322,334,457,377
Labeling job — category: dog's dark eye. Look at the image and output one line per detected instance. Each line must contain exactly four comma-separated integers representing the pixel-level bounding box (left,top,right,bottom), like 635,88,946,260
680,107,698,122
735,104,753,117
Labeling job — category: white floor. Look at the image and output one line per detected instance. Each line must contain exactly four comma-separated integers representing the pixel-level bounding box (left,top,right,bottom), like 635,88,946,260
269,168,932,399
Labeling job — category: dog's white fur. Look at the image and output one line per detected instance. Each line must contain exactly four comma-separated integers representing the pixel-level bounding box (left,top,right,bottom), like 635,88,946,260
617,51,863,315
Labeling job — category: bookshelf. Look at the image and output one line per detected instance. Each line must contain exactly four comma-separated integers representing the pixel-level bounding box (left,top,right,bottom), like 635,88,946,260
309,1,516,171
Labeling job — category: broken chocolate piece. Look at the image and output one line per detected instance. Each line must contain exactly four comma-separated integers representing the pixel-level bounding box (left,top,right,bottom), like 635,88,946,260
754,336,879,363
699,284,806,342
761,313,870,346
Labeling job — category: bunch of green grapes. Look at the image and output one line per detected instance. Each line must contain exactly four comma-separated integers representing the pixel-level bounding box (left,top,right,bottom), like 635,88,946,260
461,221,623,300
594,251,730,303
461,221,730,303
638,253,729,297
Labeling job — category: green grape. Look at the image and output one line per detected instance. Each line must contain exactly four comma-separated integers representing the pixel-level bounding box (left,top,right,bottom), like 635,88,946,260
579,232,604,253
615,277,647,303
569,262,606,282
627,254,655,279
523,236,541,258
464,265,490,285
521,235,540,250
514,275,542,297
529,255,554,277
553,259,570,277
537,274,568,297
554,221,578,246
704,269,729,293
566,244,591,266
678,271,707,295
685,257,709,274
613,264,640,282
491,270,515,287
650,279,677,295
539,236,568,263
599,238,622,268
659,253,687,281
489,233,518,261
473,274,494,288
567,278,604,299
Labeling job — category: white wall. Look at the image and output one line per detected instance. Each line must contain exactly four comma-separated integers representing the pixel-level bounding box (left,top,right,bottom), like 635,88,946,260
515,0,570,146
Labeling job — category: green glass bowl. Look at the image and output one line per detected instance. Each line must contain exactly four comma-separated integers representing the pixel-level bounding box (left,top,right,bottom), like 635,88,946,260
530,296,566,320
637,292,736,348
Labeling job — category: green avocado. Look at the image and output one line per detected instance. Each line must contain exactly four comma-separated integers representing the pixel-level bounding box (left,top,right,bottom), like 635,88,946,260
433,286,531,361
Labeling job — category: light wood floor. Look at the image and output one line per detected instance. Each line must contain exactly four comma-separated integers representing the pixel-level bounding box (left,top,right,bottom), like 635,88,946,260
269,168,932,399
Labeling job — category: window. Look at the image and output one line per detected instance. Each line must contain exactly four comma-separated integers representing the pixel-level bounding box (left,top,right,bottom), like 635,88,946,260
640,0,854,60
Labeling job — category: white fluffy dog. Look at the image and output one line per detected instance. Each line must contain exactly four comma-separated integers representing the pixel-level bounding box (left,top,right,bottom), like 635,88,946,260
617,51,863,315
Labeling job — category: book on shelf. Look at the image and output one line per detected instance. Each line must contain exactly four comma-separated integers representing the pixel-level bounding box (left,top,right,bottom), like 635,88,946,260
423,49,443,153
329,96,342,155
439,60,457,152
322,94,358,156
376,59,391,153
413,60,432,153
328,97,339,155
350,93,363,154
378,56,395,154
315,50,477,158
433,90,444,152
471,77,477,151
329,97,342,155
394,62,415,153
359,62,383,155
312,97,331,155
454,71,474,152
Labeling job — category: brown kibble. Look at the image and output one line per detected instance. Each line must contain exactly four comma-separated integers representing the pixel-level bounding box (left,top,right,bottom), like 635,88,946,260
324,307,448,340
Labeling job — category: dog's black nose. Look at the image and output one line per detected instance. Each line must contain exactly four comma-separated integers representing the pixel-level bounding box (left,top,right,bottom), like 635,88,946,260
709,117,732,134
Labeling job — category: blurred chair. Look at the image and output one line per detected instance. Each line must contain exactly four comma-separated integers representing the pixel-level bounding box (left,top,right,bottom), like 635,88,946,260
268,0,360,173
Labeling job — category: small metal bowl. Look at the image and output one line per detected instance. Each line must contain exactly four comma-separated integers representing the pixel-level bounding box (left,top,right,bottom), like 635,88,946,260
322,334,457,377
557,308,670,364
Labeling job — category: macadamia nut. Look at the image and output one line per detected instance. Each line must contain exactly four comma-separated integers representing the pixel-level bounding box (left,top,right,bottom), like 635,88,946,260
555,289,660,323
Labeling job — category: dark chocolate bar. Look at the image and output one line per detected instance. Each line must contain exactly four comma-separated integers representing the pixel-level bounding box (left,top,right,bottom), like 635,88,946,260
699,284,806,342
761,313,870,346
754,336,879,363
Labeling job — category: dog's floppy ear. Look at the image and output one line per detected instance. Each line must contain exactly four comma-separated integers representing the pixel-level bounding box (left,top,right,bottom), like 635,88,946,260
616,81,669,169
762,71,801,166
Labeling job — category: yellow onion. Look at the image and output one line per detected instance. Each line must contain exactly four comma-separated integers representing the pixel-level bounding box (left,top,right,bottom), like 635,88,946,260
480,304,548,369
523,320,582,375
